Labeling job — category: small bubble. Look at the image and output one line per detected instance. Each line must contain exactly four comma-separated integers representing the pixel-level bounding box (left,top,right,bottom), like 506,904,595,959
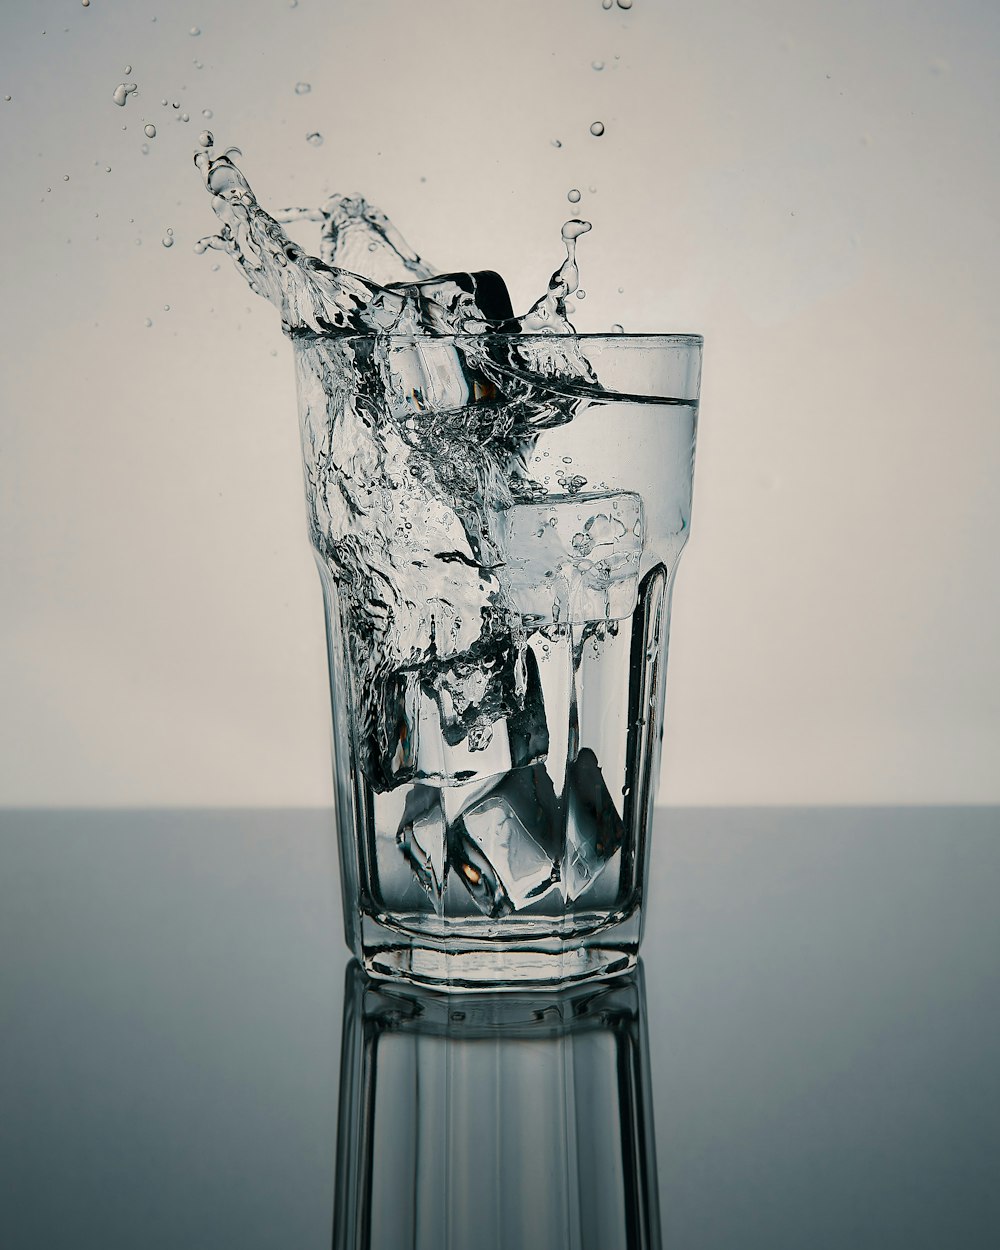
161,98,168,106
105,165,111,172
368,241,378,251
294,81,311,94
202,108,213,118
63,174,69,181
617,0,632,8
561,456,573,464
141,143,150,154
588,184,597,193
270,349,278,357
551,138,562,148
567,188,581,203
617,286,624,293
197,129,213,147
189,26,201,36
144,318,153,327
577,289,586,299
163,304,170,311
3,95,10,102
602,0,613,7
112,82,138,107
124,65,132,75
161,234,173,248
589,121,605,137
166,227,173,235
81,0,90,6
172,101,179,109
180,112,190,122
193,59,203,69
592,59,605,70
611,322,624,333
211,262,219,271
306,131,323,146
144,123,156,138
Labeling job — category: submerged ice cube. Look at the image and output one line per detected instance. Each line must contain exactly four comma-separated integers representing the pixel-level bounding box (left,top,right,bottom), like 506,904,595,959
451,764,563,915
501,491,644,626
365,647,549,791
563,747,626,903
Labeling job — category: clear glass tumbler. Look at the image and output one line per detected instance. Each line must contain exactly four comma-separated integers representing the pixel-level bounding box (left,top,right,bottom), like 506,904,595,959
295,332,702,986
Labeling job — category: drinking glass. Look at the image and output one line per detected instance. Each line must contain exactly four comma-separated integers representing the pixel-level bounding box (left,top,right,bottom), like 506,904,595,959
295,332,702,986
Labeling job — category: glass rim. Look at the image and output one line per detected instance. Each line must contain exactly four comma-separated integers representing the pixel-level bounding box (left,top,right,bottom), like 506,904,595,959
293,331,703,348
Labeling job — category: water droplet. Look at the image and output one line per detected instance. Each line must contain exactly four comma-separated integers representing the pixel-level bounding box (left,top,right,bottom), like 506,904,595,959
602,0,613,8
81,0,90,7
144,317,153,327
589,121,605,137
577,289,586,299
105,165,111,172
617,0,632,8
592,59,605,70
161,234,173,248
294,81,311,94
551,138,562,148
611,322,624,333
189,26,201,36
306,131,323,146
202,108,213,119
124,65,132,75
112,82,138,107
144,123,156,138
62,174,69,181
198,129,214,147
3,95,10,102
617,286,624,293
567,188,581,203
161,98,168,106
180,112,190,122
172,101,180,109
163,304,170,312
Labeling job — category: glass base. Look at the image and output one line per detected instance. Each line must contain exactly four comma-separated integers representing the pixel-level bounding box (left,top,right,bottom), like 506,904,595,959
358,911,640,990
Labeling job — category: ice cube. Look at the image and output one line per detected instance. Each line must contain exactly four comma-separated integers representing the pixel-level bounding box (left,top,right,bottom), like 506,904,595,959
395,783,446,904
451,765,563,915
563,748,626,903
365,647,549,791
500,491,644,625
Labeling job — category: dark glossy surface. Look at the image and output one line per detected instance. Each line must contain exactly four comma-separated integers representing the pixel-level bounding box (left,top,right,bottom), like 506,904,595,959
1,808,998,1248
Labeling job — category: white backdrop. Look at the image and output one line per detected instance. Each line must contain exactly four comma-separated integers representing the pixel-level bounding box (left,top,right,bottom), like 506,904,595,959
1,0,998,806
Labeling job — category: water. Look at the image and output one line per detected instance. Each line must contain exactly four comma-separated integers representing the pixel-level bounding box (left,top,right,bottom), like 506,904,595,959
197,148,695,963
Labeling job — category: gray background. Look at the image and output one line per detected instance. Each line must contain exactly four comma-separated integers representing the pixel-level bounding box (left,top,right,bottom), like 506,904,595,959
1,0,998,806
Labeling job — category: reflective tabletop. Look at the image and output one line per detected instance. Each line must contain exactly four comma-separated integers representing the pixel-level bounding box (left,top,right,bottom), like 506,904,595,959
2,808,998,1249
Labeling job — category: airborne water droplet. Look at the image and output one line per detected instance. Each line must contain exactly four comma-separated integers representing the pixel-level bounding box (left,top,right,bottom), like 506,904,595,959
294,81,311,94
306,131,323,146
144,123,156,138
112,82,138,107
567,188,581,203
198,129,214,147
590,121,605,137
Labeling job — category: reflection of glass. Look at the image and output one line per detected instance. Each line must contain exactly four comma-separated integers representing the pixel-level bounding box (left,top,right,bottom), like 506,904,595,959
332,959,661,1249
301,334,702,986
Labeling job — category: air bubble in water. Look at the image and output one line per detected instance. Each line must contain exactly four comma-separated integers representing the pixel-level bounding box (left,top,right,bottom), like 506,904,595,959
198,129,214,147
590,121,605,137
144,123,156,138
163,304,170,312
294,81,311,94
141,143,149,154
592,59,605,70
202,108,213,118
63,174,69,181
617,0,632,7
577,289,586,299
81,0,90,7
180,112,190,122
567,188,581,203
124,65,132,75
3,95,10,102
112,82,138,107
189,26,201,36
602,0,613,8
145,318,153,327
551,138,562,148
306,131,323,146
194,59,203,69
611,322,624,333
161,233,174,248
